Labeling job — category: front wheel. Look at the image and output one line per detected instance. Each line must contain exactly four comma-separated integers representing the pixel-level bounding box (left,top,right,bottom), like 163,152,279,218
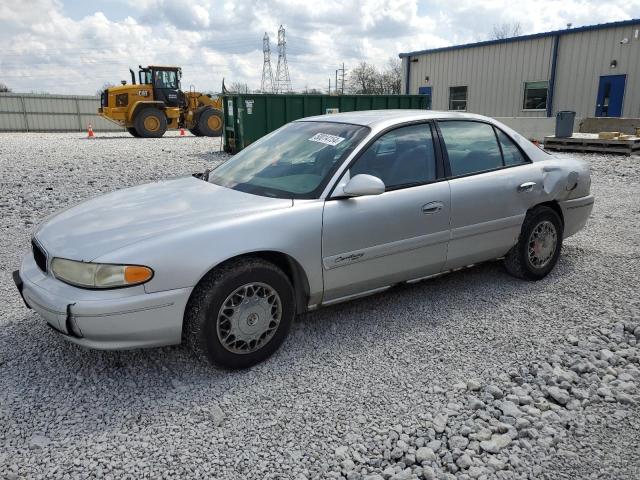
183,258,295,369
504,206,563,280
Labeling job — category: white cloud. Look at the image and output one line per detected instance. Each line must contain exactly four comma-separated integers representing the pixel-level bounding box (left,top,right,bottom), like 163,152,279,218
0,0,639,94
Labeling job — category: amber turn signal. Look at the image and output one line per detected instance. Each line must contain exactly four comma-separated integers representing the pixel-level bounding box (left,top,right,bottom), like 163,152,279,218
124,265,153,284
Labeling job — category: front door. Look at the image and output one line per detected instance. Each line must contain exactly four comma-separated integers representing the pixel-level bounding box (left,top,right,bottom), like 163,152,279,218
321,123,450,302
153,69,181,107
418,86,433,109
595,74,626,117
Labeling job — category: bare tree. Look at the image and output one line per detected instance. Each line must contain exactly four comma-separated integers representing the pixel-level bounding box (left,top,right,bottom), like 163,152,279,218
383,57,402,94
228,81,251,93
348,62,379,94
0,82,11,93
348,59,402,94
491,22,522,39
96,82,115,96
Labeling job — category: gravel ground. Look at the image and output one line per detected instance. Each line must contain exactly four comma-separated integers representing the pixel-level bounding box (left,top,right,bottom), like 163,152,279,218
0,132,639,480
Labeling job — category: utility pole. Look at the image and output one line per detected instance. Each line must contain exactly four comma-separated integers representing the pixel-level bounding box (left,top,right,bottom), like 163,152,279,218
341,62,346,94
328,78,331,94
335,70,338,95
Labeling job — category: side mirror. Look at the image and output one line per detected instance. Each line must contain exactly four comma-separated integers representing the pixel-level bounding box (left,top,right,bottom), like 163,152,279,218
343,174,385,197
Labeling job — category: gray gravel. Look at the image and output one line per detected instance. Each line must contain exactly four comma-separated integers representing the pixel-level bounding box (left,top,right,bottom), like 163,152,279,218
0,132,639,479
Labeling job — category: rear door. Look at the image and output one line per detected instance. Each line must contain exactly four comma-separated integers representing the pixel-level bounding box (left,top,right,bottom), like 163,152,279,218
437,120,544,270
321,122,451,302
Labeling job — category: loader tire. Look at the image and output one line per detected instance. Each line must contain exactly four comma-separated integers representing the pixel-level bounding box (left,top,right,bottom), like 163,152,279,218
196,108,223,137
189,126,203,136
134,108,167,138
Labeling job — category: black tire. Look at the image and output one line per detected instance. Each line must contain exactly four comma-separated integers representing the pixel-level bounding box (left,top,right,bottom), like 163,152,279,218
127,127,141,137
504,206,563,280
134,108,167,138
195,108,223,137
183,258,295,369
188,127,203,137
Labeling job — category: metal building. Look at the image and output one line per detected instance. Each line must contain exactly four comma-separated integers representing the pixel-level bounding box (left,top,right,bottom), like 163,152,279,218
400,19,640,119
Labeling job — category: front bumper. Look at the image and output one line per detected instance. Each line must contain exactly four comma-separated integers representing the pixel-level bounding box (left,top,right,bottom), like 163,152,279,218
15,253,192,350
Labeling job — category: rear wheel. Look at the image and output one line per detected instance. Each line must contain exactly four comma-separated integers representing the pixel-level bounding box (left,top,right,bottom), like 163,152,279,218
196,108,223,137
127,127,141,137
183,258,295,369
504,206,563,280
134,108,167,138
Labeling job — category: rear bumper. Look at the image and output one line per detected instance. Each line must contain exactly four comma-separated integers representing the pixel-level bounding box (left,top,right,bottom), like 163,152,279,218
560,194,594,238
16,253,192,350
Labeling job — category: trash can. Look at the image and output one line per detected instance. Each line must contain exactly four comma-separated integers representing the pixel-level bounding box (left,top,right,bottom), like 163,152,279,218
555,111,576,138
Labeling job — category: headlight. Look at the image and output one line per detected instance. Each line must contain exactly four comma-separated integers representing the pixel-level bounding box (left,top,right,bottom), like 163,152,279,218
51,258,153,289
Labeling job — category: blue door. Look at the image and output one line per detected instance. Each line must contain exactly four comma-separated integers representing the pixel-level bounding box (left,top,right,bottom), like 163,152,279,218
418,86,432,109
595,75,626,117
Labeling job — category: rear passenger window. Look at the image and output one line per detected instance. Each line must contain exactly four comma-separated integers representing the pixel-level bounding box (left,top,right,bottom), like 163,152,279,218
350,124,437,190
438,121,502,177
497,130,528,166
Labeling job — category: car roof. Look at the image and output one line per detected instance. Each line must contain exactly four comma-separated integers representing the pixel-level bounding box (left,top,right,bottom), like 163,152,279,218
298,109,492,128
297,109,551,163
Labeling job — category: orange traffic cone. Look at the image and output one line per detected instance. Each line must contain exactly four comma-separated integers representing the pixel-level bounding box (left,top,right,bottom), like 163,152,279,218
87,124,95,138
180,127,186,136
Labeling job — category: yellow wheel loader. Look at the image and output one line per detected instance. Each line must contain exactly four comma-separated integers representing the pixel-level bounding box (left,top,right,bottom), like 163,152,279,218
98,65,223,138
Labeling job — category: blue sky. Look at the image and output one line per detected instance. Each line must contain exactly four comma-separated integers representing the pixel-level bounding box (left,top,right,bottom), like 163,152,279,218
1,0,640,94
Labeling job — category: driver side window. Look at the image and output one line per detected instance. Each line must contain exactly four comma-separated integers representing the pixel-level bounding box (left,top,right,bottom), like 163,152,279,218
350,123,436,190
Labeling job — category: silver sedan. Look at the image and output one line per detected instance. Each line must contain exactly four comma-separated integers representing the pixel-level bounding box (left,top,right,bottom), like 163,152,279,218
14,110,594,368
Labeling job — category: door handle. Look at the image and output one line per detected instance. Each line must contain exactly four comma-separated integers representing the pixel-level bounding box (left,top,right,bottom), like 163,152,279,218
517,182,536,193
422,202,443,214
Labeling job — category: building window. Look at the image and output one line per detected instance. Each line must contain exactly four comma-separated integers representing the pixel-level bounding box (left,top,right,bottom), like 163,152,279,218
523,81,548,110
449,86,467,110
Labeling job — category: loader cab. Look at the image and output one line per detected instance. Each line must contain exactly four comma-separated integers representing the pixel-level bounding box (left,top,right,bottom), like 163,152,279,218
138,66,183,107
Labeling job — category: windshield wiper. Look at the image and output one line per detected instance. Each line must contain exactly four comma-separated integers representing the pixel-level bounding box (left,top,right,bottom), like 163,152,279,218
192,169,211,181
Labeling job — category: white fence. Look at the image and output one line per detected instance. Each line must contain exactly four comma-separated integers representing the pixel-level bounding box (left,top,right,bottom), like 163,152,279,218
0,93,123,132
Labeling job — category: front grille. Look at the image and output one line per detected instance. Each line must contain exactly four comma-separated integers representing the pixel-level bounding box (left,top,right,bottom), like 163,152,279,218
32,239,47,273
101,89,109,107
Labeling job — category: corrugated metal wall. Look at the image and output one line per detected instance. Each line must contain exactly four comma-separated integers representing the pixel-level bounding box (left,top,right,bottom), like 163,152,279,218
403,22,640,119
404,36,554,117
554,24,640,118
0,93,123,132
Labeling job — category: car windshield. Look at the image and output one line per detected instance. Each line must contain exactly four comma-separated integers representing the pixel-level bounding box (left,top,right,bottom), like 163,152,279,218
209,121,369,199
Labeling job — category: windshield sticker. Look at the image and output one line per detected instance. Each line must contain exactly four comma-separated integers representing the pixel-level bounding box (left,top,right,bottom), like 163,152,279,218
308,133,345,146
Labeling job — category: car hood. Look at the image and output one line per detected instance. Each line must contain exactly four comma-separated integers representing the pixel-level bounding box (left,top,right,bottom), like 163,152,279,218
35,176,293,261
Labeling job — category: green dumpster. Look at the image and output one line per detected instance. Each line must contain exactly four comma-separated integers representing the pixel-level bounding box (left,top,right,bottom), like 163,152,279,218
222,93,429,153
